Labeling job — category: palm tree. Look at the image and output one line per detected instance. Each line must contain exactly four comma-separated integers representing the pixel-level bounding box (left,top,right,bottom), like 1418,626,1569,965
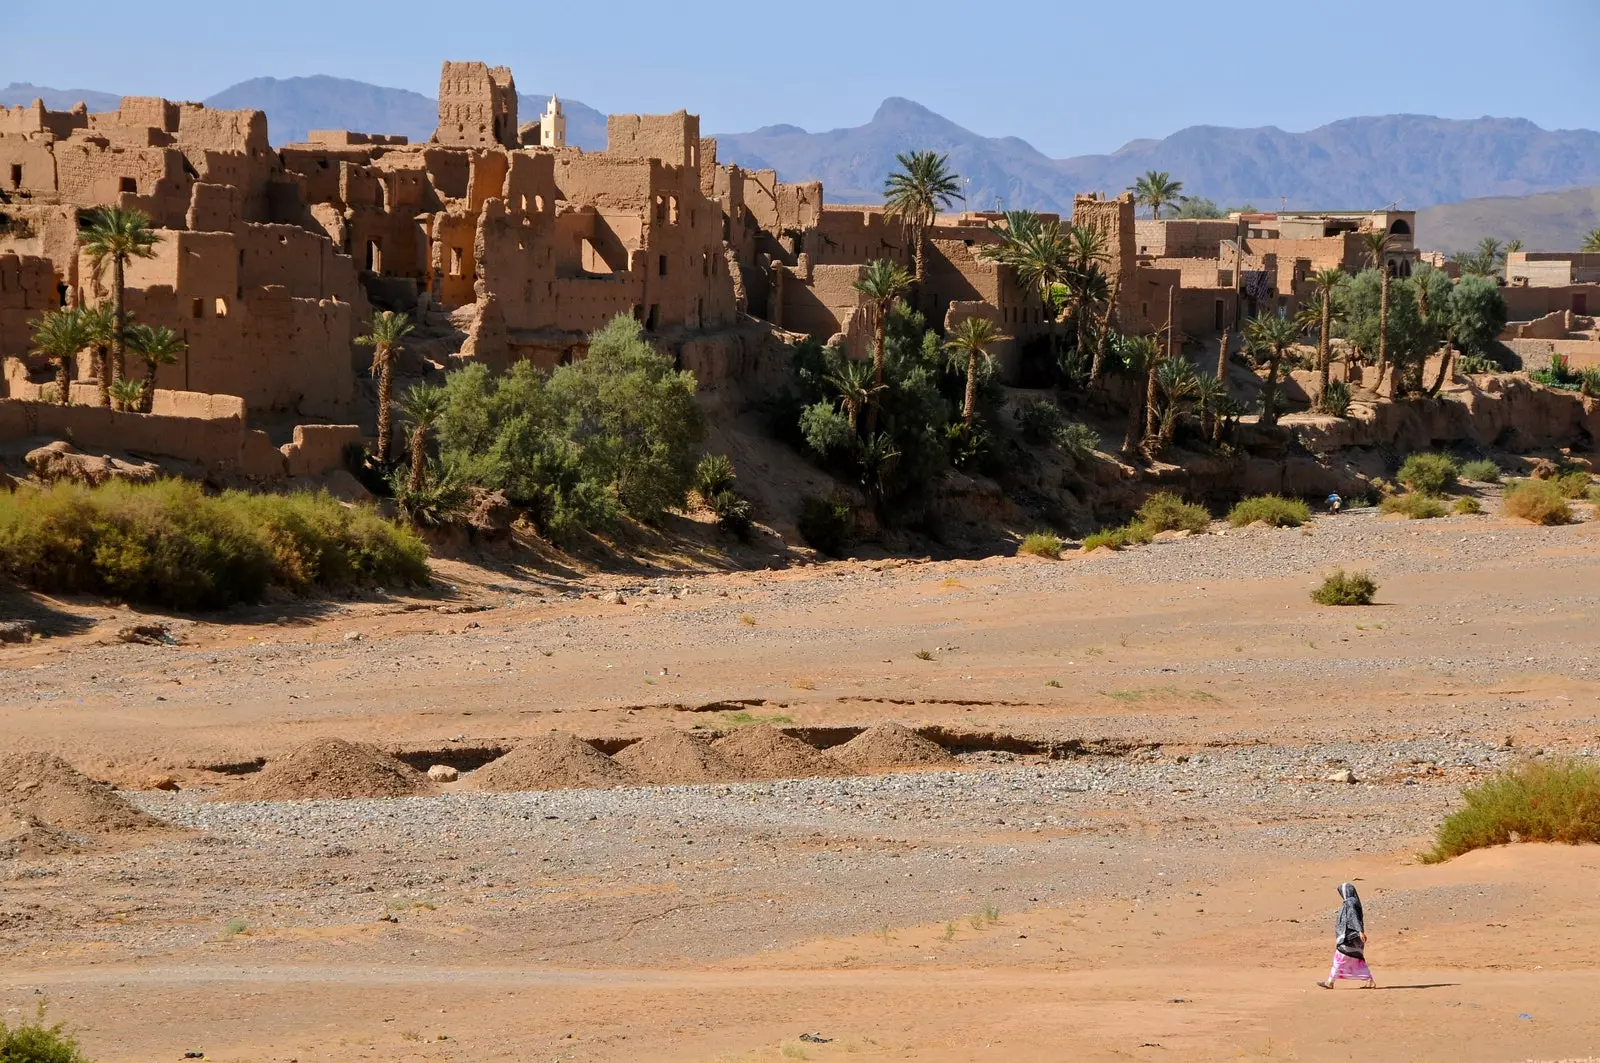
1309,267,1345,410
1214,325,1231,393
1154,356,1198,452
1116,334,1158,457
1090,270,1122,386
123,323,185,412
354,310,415,462
852,260,913,435
1583,229,1600,253
1361,230,1393,382
80,207,160,393
824,358,878,434
108,377,145,412
1193,371,1226,444
1128,171,1184,219
1505,239,1523,256
398,383,449,493
883,151,963,285
79,303,118,408
944,316,999,427
1244,313,1301,427
981,214,1070,358
1064,263,1109,374
28,307,91,405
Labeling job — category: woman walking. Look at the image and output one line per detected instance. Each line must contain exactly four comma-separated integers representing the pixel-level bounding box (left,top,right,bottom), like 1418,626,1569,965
1317,882,1376,988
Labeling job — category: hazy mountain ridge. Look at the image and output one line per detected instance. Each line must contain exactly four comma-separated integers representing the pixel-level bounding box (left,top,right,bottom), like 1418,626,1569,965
2,77,609,150
1417,185,1600,253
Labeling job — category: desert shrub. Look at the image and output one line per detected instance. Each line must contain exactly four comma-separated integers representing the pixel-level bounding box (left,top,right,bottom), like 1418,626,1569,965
1580,367,1600,398
694,453,736,499
1227,494,1310,528
1320,378,1352,417
1553,469,1593,499
1423,758,1600,863
1529,352,1579,390
1502,479,1572,525
709,490,754,539
1081,521,1152,552
1396,452,1458,495
1458,458,1500,483
1056,422,1101,463
1014,399,1064,445
797,493,853,557
1310,569,1377,606
1380,493,1446,519
1018,532,1062,558
1452,496,1482,515
1456,353,1502,375
0,1012,90,1063
1136,491,1210,534
0,481,426,610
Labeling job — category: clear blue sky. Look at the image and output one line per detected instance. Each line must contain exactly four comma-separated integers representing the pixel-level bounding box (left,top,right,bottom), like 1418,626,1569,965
5,0,1596,157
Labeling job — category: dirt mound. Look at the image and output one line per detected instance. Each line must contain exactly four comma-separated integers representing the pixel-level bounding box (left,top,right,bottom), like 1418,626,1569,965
0,807,83,859
613,730,738,784
467,732,635,792
219,738,437,802
830,723,955,771
712,726,840,780
0,751,168,836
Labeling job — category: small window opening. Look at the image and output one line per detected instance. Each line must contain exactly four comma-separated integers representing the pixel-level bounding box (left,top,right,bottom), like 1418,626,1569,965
191,298,204,318
654,196,666,223
119,176,137,194
668,196,680,224
8,164,20,189
646,304,659,330
658,254,668,277
214,297,229,318
450,247,464,276
365,239,381,272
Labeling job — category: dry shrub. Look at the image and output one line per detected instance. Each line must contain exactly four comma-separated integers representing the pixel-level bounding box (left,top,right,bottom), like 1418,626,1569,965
1310,569,1377,606
1136,491,1210,534
1227,494,1310,527
1424,758,1600,862
1452,496,1482,515
1380,493,1446,519
1502,479,1572,525
1018,532,1062,558
1396,452,1458,495
1081,521,1152,552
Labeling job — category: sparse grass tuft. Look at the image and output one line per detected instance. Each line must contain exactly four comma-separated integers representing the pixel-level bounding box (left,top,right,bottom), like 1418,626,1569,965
1459,458,1500,483
780,1042,812,1060
793,678,816,691
722,710,795,727
1044,679,1062,688
914,649,935,661
1310,569,1377,606
944,922,957,941
1227,494,1310,528
1380,493,1446,519
1018,532,1063,559
1397,452,1459,495
1082,521,1153,551
221,918,250,939
1423,758,1600,862
983,905,1000,925
739,613,757,626
968,912,985,930
1502,479,1572,525
1136,491,1210,534
1452,496,1482,515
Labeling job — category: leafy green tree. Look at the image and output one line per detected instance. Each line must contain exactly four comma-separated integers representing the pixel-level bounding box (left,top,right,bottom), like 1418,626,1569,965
944,316,999,426
80,206,160,394
1337,270,1443,395
823,357,879,433
124,323,185,412
852,259,913,434
1128,171,1184,219
883,150,963,285
1172,196,1225,219
1430,273,1509,396
1244,313,1301,427
354,310,414,463
28,307,91,404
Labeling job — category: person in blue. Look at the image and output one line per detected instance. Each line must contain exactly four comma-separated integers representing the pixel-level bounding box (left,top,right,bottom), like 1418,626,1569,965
1326,493,1343,513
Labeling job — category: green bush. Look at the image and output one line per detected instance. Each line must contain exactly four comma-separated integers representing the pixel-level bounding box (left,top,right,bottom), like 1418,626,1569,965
1056,422,1101,463
1396,452,1458,495
0,1012,90,1063
1018,532,1062,558
709,490,753,539
386,466,469,529
1452,495,1482,515
1502,479,1572,525
1458,458,1500,483
797,494,853,557
1424,758,1600,863
1310,569,1377,606
1136,491,1210,534
1529,352,1580,390
694,453,737,499
0,480,427,611
1380,493,1447,519
1553,469,1593,499
1227,494,1310,528
1014,399,1064,446
1321,378,1352,417
434,315,704,539
1081,521,1152,552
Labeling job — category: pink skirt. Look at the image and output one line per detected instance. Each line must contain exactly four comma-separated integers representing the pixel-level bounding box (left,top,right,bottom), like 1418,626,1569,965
1328,950,1372,981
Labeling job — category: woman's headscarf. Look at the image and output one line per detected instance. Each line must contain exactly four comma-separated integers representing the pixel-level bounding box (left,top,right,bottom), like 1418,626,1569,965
1334,882,1365,957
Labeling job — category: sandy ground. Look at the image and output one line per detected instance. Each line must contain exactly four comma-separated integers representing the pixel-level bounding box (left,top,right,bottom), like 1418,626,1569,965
3,509,1600,1062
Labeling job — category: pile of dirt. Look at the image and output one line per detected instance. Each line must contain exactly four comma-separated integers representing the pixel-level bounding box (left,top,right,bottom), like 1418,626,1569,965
829,723,956,771
219,738,437,802
0,751,168,838
467,732,635,792
613,730,738,784
711,726,840,780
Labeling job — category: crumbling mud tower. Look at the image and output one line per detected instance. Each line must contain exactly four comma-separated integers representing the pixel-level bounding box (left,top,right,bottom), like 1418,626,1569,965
434,61,518,149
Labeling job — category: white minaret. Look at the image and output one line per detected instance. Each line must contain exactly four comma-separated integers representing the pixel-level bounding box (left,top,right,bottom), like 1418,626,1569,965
540,96,567,148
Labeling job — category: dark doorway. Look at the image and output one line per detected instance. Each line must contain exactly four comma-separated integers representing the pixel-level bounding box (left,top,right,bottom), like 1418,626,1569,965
1575,293,1588,316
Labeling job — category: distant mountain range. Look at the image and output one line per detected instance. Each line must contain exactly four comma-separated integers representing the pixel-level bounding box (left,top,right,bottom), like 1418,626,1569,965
8,78,1600,247
1418,185,1600,253
0,77,609,150
711,99,1600,216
